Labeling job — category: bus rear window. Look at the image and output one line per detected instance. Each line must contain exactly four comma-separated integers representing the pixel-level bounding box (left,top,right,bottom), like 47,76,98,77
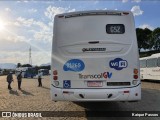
106,24,125,34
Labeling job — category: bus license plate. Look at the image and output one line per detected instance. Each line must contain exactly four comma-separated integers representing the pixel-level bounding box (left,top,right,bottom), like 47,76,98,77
87,81,103,87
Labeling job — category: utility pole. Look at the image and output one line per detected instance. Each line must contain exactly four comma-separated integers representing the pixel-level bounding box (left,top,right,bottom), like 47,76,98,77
29,46,32,65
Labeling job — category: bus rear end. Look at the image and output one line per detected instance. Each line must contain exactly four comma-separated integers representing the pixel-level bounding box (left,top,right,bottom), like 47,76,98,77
51,10,141,101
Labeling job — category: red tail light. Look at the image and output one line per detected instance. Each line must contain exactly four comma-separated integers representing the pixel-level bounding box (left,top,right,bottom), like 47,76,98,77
133,68,138,79
53,70,58,81
53,70,58,75
134,69,138,74
134,75,138,79
53,76,58,80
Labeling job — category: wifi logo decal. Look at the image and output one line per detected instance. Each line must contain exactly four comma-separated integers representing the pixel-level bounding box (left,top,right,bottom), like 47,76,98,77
109,58,128,70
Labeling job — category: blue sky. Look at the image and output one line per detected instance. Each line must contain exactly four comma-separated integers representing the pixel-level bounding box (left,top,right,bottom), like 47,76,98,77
0,0,159,65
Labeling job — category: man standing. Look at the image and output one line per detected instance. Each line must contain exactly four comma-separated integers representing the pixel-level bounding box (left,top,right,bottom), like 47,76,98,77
38,72,42,87
17,72,22,90
6,72,13,90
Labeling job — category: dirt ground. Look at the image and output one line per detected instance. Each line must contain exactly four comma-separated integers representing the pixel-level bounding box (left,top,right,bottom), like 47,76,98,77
0,75,160,120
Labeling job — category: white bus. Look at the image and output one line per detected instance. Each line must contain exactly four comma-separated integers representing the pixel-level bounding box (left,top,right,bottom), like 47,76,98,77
38,69,49,76
15,67,37,78
51,10,141,101
140,53,160,80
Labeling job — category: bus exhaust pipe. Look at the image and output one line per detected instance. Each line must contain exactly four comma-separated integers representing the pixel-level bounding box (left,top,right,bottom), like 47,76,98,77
79,94,84,98
108,94,112,98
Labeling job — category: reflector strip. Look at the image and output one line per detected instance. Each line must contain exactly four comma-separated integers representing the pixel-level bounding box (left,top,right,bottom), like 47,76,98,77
124,91,130,93
63,91,69,94
63,91,74,94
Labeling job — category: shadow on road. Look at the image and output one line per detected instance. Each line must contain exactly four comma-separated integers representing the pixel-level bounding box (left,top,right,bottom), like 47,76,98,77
74,88,160,120
9,90,19,96
41,86,50,90
20,89,34,96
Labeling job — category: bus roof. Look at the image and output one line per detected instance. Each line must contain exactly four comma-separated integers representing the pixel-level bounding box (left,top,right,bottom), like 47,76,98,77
140,53,160,60
55,10,132,18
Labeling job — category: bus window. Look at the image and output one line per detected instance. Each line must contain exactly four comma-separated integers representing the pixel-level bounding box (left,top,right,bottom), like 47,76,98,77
157,57,160,67
140,60,146,68
147,58,157,68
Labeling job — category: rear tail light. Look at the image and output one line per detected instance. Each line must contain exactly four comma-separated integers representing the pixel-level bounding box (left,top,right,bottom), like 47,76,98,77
53,70,58,81
134,75,138,79
134,69,138,74
53,70,58,75
53,76,58,80
133,68,138,79
133,68,139,85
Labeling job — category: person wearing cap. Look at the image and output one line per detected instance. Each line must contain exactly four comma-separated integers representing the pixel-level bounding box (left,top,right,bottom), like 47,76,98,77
6,72,13,90
17,71,22,90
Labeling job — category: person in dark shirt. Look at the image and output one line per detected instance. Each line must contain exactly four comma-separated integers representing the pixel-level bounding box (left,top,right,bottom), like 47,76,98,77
38,73,42,87
6,72,13,90
17,72,22,90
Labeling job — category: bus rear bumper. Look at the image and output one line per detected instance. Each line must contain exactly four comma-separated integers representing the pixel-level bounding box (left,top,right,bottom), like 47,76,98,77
51,84,141,101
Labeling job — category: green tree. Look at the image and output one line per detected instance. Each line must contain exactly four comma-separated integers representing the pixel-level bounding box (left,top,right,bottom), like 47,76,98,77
136,28,152,51
17,63,21,68
151,27,160,50
21,64,32,67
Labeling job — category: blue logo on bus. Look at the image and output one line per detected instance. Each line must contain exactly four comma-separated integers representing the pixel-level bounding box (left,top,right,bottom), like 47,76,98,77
109,58,128,70
63,59,85,72
63,80,71,88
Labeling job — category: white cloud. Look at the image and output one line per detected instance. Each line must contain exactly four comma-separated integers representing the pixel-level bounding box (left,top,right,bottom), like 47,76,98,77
34,31,52,43
6,35,26,42
44,5,77,21
16,17,51,31
0,51,50,65
34,21,50,31
122,0,128,3
17,17,51,42
14,22,21,26
44,6,66,20
28,8,37,13
68,9,76,12
132,0,141,3
17,17,34,27
139,24,154,30
24,0,28,3
131,6,143,16
5,8,11,12
94,1,99,4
